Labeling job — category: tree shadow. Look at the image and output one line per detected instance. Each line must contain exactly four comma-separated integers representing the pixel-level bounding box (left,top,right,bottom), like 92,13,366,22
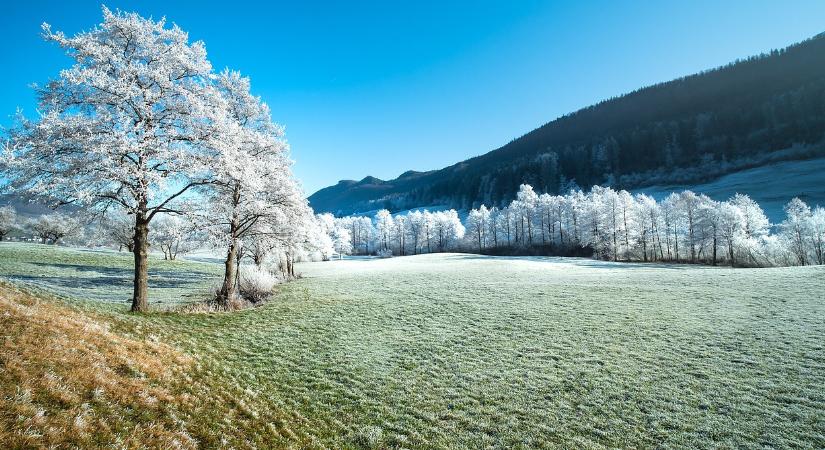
23,262,218,298
30,261,216,280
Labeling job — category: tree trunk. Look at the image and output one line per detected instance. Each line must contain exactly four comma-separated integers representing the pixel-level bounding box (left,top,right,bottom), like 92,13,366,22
642,231,648,262
712,236,718,266
220,239,238,305
218,184,242,306
131,214,150,312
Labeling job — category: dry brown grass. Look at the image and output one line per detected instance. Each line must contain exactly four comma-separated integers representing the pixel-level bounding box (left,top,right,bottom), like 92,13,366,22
0,283,197,449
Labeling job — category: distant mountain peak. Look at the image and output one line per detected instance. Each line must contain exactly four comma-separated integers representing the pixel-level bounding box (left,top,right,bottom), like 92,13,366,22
358,176,384,185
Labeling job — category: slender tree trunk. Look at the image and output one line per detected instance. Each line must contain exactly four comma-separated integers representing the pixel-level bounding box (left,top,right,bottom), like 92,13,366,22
622,207,630,259
642,230,648,262
712,235,718,266
131,213,150,313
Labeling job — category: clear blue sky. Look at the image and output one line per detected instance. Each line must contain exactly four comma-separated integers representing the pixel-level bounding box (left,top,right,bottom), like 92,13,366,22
2,1,825,194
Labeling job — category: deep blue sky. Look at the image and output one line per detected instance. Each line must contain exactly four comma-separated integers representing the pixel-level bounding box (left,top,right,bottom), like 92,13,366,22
3,1,825,194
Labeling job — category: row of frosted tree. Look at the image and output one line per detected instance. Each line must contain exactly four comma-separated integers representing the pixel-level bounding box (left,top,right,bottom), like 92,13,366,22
0,9,321,311
325,184,824,268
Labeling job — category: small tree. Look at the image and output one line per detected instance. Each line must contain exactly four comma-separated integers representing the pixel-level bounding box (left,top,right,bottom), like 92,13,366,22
153,215,198,260
331,225,353,259
0,206,16,241
810,207,825,265
103,212,136,252
780,198,812,266
466,206,490,252
28,213,79,244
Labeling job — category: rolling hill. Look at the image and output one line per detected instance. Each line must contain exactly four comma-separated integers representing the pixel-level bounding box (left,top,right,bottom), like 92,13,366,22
310,32,825,216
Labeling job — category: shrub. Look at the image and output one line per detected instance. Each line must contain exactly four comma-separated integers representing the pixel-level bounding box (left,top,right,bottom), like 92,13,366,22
376,248,393,258
238,266,280,304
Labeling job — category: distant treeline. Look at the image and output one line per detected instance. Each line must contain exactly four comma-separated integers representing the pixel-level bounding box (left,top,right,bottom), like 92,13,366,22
321,183,824,268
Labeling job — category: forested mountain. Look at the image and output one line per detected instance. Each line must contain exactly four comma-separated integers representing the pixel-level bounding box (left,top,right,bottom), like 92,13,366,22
310,33,825,215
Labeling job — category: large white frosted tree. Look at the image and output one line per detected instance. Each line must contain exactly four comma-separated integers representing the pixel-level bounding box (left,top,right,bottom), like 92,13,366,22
2,8,221,311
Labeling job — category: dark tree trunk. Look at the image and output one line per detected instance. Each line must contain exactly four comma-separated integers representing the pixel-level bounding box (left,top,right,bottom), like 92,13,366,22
220,239,238,305
642,231,648,262
218,184,242,306
131,213,150,312
712,236,718,266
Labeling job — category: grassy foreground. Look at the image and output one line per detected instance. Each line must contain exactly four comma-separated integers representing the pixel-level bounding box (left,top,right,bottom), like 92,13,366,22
1,243,824,448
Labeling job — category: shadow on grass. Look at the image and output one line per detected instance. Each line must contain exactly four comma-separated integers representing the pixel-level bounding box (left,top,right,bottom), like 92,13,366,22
31,262,216,279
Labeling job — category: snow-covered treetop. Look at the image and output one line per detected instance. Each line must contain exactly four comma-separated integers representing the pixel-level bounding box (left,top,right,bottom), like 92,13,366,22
3,6,225,217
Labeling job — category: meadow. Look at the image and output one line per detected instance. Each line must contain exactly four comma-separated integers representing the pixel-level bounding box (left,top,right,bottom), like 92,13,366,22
1,243,824,448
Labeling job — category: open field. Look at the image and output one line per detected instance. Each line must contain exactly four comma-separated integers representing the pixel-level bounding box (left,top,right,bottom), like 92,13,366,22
1,243,824,448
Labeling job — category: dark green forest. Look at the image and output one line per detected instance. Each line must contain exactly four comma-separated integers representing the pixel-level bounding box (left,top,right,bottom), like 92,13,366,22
310,32,825,215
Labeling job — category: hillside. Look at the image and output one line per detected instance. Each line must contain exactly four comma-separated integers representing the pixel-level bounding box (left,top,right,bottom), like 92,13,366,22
310,33,825,215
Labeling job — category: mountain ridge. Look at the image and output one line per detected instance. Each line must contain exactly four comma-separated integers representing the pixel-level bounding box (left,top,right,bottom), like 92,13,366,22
310,32,825,216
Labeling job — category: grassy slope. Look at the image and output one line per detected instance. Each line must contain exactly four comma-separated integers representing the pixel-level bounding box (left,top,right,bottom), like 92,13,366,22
636,157,825,222
1,243,824,448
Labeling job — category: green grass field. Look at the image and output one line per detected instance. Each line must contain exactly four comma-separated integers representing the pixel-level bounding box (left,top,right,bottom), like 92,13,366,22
1,242,824,448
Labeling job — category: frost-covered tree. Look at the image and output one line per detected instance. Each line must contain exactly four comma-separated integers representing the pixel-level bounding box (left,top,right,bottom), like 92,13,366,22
406,210,425,255
617,190,636,259
331,225,352,259
103,211,137,252
678,191,703,263
536,194,553,245
28,213,79,245
433,210,465,251
780,198,812,266
153,215,198,260
374,209,394,252
495,207,513,246
730,194,770,266
661,193,682,261
697,197,722,265
717,201,744,266
632,194,659,262
2,8,223,311
201,70,305,306
466,205,490,251
339,215,373,255
0,206,17,241
393,215,407,256
515,184,538,244
308,216,335,261
486,206,500,248
810,207,825,265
